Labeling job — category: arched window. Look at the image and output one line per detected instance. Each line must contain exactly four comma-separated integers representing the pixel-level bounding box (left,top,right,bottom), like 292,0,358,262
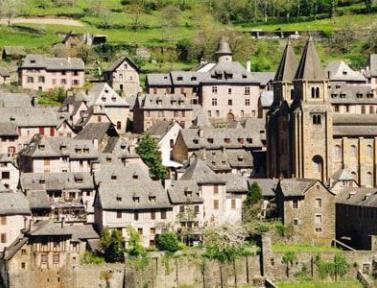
313,115,321,125
351,145,357,159
311,87,315,98
316,87,320,98
367,172,373,187
333,145,342,161
312,155,324,181
367,145,373,158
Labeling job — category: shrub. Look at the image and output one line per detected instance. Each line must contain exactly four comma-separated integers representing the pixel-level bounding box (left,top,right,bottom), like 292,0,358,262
156,232,182,253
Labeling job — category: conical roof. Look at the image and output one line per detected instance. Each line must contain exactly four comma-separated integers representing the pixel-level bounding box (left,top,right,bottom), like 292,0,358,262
215,38,232,55
274,40,298,82
294,36,327,81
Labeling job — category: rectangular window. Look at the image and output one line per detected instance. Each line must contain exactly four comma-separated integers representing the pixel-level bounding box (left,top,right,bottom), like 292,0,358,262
41,253,48,264
61,79,67,85
53,253,60,264
212,86,218,94
134,212,139,221
315,198,322,208
0,233,6,243
293,218,299,225
150,228,156,235
244,87,250,95
138,228,143,235
0,216,6,225
228,88,232,95
292,200,298,209
214,185,219,194
1,171,9,179
151,212,156,220
228,99,233,106
315,214,322,225
214,199,219,210
212,98,218,106
27,77,34,83
194,205,199,214
38,76,45,83
161,210,167,219
245,99,250,106
231,199,236,209
50,128,55,137
116,211,122,219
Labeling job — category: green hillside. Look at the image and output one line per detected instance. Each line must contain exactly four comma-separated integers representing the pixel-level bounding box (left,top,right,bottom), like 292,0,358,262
0,0,376,72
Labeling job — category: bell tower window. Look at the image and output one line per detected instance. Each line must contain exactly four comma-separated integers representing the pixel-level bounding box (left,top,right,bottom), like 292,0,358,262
311,87,320,98
313,115,321,125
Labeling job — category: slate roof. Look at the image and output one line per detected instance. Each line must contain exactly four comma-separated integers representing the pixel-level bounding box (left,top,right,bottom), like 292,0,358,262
0,92,33,108
278,178,320,197
20,54,84,71
0,107,58,127
0,123,18,136
223,174,248,193
146,73,172,86
249,178,278,197
332,114,377,136
332,126,377,137
95,163,171,210
180,156,225,184
216,39,232,55
330,168,355,183
0,191,31,215
146,120,177,139
179,124,263,150
139,94,193,110
86,82,129,107
167,180,203,204
325,61,366,82
275,41,298,82
336,187,377,207
330,84,375,104
250,72,275,86
20,135,98,159
294,37,327,81
20,172,94,192
203,149,253,171
333,113,377,125
75,122,117,141
27,220,98,241
104,56,140,72
25,190,51,210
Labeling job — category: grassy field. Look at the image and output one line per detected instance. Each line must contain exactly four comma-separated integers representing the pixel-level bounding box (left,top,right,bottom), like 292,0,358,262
271,242,341,253
277,280,362,288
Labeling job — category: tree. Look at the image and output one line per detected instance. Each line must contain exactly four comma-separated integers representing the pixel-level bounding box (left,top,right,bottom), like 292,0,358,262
282,251,296,278
333,255,349,281
203,225,250,288
100,228,125,263
156,232,182,253
245,182,262,206
176,199,198,245
160,5,180,42
331,25,355,53
128,1,145,30
275,222,293,241
0,0,23,25
364,0,373,12
242,181,263,223
136,133,168,180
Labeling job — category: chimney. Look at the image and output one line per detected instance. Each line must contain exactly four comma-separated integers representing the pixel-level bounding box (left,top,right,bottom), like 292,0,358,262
348,191,357,199
246,61,251,72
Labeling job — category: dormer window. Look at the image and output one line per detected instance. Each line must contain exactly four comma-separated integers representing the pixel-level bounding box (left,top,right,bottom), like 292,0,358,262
75,148,82,153
367,93,374,98
9,116,15,121
106,157,112,163
74,176,83,183
101,97,106,102
133,196,140,203
39,179,45,184
105,89,109,93
331,94,337,98
184,190,192,197
60,144,67,150
208,138,213,143
238,138,244,144
83,148,89,153
342,71,347,75
133,173,139,179
120,144,126,150
224,138,231,144
356,93,363,98
38,145,45,150
238,155,244,162
111,97,116,102
177,76,183,81
191,77,197,81
246,138,252,144
193,139,199,144
149,196,156,202
111,174,117,180
340,93,346,98
30,60,36,64
116,195,122,202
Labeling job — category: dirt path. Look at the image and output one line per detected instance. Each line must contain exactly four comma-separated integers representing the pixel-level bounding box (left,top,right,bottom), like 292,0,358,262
0,17,85,27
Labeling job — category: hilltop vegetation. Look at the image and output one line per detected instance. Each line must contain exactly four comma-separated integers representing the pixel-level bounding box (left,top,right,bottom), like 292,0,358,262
0,0,377,72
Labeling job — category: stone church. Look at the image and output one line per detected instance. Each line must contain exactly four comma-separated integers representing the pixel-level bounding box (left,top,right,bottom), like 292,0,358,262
267,37,377,188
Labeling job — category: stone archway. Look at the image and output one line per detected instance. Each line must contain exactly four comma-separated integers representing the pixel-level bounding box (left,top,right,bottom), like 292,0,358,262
227,112,235,122
312,155,324,182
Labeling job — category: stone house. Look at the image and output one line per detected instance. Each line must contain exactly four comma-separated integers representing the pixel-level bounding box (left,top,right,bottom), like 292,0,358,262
0,67,10,85
146,120,183,169
60,31,107,48
0,123,19,156
0,107,59,149
18,135,98,173
84,83,130,133
275,179,336,245
146,39,262,121
94,163,173,247
18,54,85,91
133,94,194,133
59,94,89,127
104,56,141,96
0,155,19,192
0,188,31,252
326,61,367,85
20,172,96,223
0,220,98,288
56,119,76,138
1,46,25,61
336,187,377,250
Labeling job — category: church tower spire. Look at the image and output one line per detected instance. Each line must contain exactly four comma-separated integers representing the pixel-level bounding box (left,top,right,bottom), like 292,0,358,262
273,39,298,105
